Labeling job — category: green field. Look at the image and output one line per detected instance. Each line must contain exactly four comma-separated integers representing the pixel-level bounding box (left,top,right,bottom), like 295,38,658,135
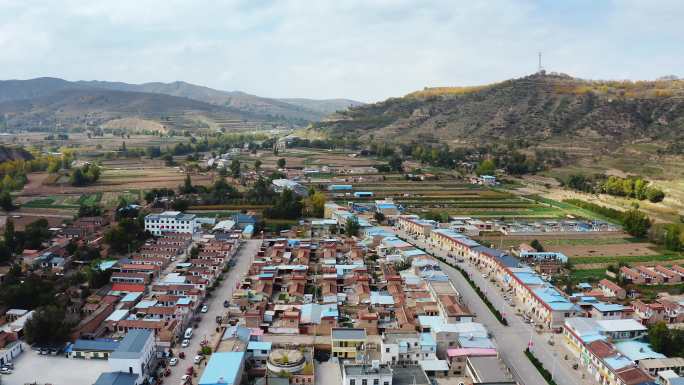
570,253,684,265
570,268,607,283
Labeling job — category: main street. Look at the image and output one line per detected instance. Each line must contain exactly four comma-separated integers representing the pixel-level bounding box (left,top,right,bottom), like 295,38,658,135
393,228,593,385
166,239,260,385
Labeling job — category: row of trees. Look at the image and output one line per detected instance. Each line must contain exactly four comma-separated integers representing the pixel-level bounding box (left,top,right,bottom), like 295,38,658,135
70,163,101,186
562,174,665,203
649,322,684,358
563,199,652,238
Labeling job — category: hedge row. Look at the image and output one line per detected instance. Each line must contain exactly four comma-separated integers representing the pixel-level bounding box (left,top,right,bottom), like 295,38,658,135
434,255,508,326
524,348,559,385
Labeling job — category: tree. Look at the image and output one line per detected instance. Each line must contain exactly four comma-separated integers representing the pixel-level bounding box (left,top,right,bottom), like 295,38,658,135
78,204,102,218
230,159,241,178
264,189,303,220
663,225,682,251
0,241,11,264
180,174,195,194
0,190,15,211
254,160,262,170
24,305,73,345
304,191,326,218
622,209,651,238
345,216,360,237
530,239,544,252
4,217,16,253
647,187,665,203
22,218,51,249
104,218,149,254
277,158,286,169
171,199,191,211
476,159,496,176
388,156,403,172
649,322,671,355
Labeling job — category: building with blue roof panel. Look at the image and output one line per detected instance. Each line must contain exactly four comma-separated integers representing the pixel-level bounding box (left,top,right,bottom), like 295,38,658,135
69,339,120,359
199,352,245,385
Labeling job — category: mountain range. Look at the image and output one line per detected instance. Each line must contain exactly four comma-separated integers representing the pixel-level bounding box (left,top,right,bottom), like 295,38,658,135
313,73,684,152
0,77,364,131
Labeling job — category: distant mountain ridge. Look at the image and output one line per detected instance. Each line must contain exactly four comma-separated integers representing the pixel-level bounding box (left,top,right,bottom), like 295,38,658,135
314,73,684,150
0,77,364,129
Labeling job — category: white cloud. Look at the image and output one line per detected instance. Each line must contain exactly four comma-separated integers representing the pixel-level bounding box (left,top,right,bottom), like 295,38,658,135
0,0,682,102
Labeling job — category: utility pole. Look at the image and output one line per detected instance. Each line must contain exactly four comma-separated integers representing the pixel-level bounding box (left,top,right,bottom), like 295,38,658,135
538,52,544,73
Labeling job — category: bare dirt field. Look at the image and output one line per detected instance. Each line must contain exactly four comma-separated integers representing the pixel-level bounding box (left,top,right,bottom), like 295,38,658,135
552,242,658,258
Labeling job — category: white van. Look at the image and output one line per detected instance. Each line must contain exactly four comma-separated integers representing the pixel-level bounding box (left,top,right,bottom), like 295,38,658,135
184,328,193,339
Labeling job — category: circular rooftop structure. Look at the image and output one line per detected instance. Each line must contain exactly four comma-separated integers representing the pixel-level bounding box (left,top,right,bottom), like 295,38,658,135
267,349,306,374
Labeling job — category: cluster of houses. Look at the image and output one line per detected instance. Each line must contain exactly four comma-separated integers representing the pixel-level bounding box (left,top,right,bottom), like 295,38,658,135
394,214,684,385
620,264,684,286
206,201,518,385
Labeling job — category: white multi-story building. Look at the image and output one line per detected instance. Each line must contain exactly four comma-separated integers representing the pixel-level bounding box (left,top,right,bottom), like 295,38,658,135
107,329,156,385
343,362,393,385
144,211,196,236
380,332,437,365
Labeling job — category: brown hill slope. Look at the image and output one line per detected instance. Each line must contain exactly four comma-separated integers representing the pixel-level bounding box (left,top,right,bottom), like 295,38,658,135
314,73,684,149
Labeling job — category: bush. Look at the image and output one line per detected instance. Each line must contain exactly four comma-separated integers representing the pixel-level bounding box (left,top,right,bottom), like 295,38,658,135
525,348,559,385
433,255,508,326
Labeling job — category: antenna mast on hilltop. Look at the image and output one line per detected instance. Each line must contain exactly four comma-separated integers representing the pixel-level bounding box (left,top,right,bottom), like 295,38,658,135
538,52,545,73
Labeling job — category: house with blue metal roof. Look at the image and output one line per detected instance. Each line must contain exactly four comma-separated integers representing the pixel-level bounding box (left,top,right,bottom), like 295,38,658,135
199,352,245,385
68,338,120,359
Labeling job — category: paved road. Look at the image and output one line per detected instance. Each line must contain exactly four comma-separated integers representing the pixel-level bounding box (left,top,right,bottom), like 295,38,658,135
166,239,259,385
394,229,593,385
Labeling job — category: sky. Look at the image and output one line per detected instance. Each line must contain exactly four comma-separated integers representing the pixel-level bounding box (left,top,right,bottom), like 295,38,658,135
0,0,682,102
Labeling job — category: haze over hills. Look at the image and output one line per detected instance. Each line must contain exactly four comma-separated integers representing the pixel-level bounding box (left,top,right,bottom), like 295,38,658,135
313,73,684,152
0,77,364,131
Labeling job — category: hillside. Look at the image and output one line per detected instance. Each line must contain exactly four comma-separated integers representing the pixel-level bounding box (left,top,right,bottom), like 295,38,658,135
314,73,684,150
0,78,364,126
0,88,250,132
278,98,365,116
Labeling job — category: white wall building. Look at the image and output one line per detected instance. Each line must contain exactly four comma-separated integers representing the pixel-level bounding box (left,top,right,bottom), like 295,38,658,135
343,362,393,385
144,211,197,236
108,329,156,385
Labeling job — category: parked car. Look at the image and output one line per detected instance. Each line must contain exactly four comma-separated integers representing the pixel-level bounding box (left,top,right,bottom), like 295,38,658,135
223,300,229,308
181,339,190,348
169,358,178,366
201,305,208,313
0,367,13,374
181,374,191,384
194,355,204,364
3,362,13,369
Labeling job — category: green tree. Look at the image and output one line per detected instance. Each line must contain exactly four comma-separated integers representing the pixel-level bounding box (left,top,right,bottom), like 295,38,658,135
388,156,403,172
530,239,544,252
647,187,665,203
104,218,148,254
180,174,195,194
24,305,73,346
254,159,262,170
264,189,303,220
649,322,671,355
476,159,496,176
0,190,15,211
345,216,360,237
4,217,16,253
622,209,651,238
663,225,682,251
230,159,241,178
23,218,51,249
277,158,286,168
171,199,191,211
